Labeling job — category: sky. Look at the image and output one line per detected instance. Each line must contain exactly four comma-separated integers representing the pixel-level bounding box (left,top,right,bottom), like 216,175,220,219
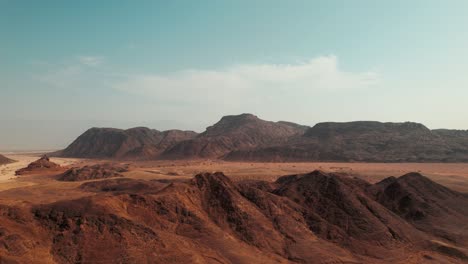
1,0,468,150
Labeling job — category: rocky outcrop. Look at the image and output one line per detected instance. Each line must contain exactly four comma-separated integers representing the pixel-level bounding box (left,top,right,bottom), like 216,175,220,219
1,171,467,263
0,154,14,165
57,163,129,182
370,172,468,245
15,155,61,175
57,127,197,159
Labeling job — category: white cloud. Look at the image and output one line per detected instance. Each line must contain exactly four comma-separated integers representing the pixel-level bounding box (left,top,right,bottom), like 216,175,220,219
35,56,106,89
113,55,380,107
77,56,103,67
32,55,380,124
36,65,83,88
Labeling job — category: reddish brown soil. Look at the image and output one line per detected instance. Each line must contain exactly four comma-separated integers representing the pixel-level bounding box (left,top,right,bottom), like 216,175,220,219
1,169,467,263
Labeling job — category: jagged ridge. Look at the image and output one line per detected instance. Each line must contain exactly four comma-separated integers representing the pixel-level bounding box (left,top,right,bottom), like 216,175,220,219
2,171,467,263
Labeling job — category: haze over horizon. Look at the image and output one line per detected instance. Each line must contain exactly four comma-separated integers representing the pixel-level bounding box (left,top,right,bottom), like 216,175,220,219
2,0,468,150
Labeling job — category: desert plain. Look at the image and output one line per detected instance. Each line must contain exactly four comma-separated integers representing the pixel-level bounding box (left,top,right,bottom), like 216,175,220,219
1,152,468,263
2,153,468,203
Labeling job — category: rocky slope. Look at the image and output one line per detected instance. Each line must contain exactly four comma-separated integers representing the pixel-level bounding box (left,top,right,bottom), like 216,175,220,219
1,171,467,263
57,127,197,159
370,172,468,245
57,163,129,182
226,121,468,162
161,114,308,159
15,155,61,175
0,154,15,165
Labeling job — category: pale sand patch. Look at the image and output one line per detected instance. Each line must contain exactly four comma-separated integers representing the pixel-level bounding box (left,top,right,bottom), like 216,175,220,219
0,154,79,184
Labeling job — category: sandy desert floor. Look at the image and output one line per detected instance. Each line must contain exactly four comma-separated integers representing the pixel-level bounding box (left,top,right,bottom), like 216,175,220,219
131,160,468,193
0,154,79,189
1,154,468,263
1,154,468,206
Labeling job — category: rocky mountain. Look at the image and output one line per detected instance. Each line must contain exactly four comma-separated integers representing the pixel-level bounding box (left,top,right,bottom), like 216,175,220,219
0,154,14,165
1,171,467,263
226,121,468,162
15,155,61,175
370,172,468,245
433,129,468,156
57,115,468,162
57,127,197,159
160,114,308,159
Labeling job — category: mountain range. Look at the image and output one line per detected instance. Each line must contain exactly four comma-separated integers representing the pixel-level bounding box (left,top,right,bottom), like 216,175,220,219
56,114,468,162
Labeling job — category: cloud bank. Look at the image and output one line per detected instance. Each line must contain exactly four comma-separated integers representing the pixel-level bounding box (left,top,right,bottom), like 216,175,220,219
33,55,381,126
113,55,379,107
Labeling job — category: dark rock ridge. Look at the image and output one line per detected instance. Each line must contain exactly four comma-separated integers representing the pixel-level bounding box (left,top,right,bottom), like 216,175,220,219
57,127,197,159
57,163,129,182
1,171,467,263
369,172,468,245
79,178,167,193
0,154,15,165
15,155,61,175
226,120,468,162
160,113,308,159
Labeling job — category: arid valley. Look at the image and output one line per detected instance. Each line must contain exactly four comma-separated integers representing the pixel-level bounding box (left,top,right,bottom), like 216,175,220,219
3,1,468,263
2,114,468,263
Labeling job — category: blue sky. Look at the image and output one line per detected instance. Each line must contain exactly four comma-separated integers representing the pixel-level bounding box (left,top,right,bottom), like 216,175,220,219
1,0,468,150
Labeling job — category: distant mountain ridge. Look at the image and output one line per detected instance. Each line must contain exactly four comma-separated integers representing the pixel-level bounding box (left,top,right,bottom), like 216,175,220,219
226,120,468,162
57,127,197,159
57,114,468,162
0,154,15,165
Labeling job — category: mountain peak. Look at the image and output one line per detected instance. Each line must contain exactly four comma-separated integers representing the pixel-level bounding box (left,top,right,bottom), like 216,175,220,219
213,113,259,126
399,172,425,180
15,155,61,175
202,114,262,136
219,113,259,121
192,171,235,189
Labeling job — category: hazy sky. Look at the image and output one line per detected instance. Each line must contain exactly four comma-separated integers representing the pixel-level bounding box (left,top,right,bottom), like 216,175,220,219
1,0,468,150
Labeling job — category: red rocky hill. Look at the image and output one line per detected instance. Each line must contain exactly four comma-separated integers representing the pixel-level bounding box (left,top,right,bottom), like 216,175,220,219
1,171,467,263
15,155,61,175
